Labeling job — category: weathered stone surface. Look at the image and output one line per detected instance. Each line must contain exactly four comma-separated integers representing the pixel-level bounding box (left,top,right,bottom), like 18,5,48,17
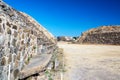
77,26,120,45
1,56,6,66
19,54,52,79
12,39,16,46
0,25,3,33
6,22,11,27
12,25,17,30
0,18,2,23
7,28,11,34
8,53,12,64
14,69,19,79
0,35,5,45
0,1,56,80
13,31,17,37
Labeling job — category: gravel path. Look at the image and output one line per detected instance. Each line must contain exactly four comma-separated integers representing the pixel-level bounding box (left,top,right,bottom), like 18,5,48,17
58,42,120,80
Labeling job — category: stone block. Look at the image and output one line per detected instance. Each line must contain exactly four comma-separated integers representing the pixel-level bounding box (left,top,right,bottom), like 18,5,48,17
6,22,11,27
0,18,2,23
7,28,11,34
12,39,16,47
0,35,5,45
15,60,19,68
8,53,12,64
22,34,24,39
13,69,19,79
1,56,6,66
12,25,17,30
13,31,17,37
0,25,3,33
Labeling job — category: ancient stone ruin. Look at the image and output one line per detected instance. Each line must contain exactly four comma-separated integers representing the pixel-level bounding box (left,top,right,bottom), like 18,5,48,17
0,1,57,80
77,26,120,45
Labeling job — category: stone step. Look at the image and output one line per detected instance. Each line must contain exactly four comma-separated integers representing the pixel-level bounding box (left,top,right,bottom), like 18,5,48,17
19,54,52,79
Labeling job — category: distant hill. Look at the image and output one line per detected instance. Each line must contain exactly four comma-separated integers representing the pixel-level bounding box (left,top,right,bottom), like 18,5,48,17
77,26,120,45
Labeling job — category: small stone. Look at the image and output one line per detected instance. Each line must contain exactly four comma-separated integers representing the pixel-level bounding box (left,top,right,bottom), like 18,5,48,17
7,28,11,34
22,34,24,39
0,35,5,45
1,56,6,66
21,40,24,45
3,23,5,30
14,31,17,37
17,53,20,60
6,22,11,27
0,18,2,23
13,25,17,30
0,25,3,33
12,39,16,46
15,60,19,68
13,69,19,79
13,54,17,62
8,54,12,64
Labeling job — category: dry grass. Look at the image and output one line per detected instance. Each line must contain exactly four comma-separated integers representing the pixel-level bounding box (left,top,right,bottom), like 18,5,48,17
58,42,120,80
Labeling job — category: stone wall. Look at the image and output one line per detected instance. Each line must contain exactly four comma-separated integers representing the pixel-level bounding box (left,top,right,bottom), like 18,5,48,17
0,1,56,80
78,26,120,45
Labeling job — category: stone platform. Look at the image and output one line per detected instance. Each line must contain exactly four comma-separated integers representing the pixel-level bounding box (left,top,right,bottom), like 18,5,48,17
19,54,52,79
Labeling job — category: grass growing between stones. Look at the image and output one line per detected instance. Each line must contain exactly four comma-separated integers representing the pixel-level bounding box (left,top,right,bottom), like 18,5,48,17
50,48,66,80
21,48,65,80
40,48,65,80
45,70,53,80
25,55,31,65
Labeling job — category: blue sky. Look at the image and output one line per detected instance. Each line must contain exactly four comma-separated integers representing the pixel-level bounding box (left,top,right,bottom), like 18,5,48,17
4,0,120,37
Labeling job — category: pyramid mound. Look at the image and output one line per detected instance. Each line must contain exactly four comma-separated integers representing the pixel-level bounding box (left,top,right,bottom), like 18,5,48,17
77,26,120,45
0,1,56,80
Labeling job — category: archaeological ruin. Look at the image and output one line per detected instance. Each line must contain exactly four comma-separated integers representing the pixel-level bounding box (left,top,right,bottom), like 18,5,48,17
77,26,120,45
0,1,57,80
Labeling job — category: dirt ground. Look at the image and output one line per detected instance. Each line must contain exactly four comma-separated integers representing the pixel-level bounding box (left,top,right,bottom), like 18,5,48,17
58,42,120,80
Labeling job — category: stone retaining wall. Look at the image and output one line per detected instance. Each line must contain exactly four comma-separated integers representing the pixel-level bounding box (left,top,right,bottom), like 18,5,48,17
78,26,120,45
80,32,120,45
0,1,56,80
